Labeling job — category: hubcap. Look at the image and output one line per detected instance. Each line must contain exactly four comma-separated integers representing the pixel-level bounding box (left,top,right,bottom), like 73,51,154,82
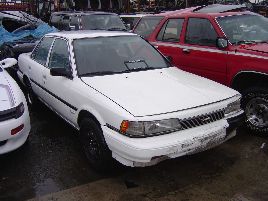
245,97,268,128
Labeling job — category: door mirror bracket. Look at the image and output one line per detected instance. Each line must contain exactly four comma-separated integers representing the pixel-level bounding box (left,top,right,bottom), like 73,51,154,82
216,38,229,49
50,67,73,79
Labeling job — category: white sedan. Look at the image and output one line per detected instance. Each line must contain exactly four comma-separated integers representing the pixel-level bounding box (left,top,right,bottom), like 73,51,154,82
0,58,30,154
18,31,244,169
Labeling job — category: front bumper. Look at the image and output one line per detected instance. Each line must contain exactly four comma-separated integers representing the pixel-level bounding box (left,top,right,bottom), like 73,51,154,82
103,111,243,167
0,106,31,154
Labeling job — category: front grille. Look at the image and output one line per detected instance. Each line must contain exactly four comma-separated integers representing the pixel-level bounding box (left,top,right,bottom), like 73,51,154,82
180,110,225,130
0,140,7,147
0,107,17,122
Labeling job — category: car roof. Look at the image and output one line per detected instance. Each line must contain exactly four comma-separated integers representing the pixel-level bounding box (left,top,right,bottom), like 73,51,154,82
46,30,135,40
51,11,117,16
120,14,148,17
193,4,247,13
145,4,250,18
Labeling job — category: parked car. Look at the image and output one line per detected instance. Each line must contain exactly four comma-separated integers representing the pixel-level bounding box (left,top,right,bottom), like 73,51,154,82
0,11,57,80
0,58,30,154
17,31,243,168
0,11,57,60
120,14,147,30
133,4,268,134
50,11,126,31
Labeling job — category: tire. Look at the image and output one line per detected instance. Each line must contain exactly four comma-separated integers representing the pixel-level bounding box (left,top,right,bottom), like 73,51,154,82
79,118,113,171
241,87,268,135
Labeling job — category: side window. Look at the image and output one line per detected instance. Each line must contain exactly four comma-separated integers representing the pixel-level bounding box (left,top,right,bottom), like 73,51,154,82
157,18,184,42
185,18,218,47
48,39,70,69
32,37,54,66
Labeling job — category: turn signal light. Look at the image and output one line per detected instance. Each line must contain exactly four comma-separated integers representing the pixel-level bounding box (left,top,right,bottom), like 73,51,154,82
120,120,129,134
11,124,24,135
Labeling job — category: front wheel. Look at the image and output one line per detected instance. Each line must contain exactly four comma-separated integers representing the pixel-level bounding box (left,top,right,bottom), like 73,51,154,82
79,118,113,171
242,87,268,135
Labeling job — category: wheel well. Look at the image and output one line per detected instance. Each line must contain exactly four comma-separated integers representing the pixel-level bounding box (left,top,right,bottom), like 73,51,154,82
77,110,101,128
231,72,268,93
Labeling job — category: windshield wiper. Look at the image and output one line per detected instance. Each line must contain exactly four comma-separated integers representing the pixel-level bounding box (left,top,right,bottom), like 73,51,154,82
122,67,155,73
80,71,115,77
235,40,257,45
107,27,127,31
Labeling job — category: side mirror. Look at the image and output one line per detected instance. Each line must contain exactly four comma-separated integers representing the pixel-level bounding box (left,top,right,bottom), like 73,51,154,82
0,58,17,69
216,38,228,49
50,68,72,79
126,24,131,31
166,56,173,63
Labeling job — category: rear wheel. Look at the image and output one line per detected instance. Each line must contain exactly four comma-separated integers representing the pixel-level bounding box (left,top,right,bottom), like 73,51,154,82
242,87,268,135
79,118,113,171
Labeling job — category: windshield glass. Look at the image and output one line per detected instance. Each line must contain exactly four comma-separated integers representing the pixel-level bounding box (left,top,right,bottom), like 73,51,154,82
73,36,170,76
133,16,163,39
81,14,126,30
217,14,268,45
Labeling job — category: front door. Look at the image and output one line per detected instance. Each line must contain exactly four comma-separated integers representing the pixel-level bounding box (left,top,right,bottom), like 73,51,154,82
179,17,227,85
42,38,77,124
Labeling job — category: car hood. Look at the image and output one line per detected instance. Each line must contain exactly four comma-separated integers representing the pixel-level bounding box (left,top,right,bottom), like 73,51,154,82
81,67,239,117
240,43,268,54
0,71,15,111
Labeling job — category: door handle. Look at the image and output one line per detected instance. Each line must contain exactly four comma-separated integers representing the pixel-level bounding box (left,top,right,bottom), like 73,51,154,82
182,48,191,54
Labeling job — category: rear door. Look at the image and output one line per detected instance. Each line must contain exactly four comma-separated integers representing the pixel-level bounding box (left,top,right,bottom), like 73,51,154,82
152,18,185,66
29,37,54,101
179,17,227,84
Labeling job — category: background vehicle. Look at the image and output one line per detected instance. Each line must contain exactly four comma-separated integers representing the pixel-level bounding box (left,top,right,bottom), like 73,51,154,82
120,14,147,30
133,4,268,134
17,31,243,169
0,11,57,60
50,11,126,31
0,58,30,154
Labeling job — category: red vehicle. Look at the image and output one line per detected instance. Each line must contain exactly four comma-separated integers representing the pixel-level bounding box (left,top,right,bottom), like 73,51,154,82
133,4,268,134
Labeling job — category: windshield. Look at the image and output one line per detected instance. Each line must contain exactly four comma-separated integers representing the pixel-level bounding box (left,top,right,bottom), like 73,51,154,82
73,36,170,76
81,14,126,30
217,14,268,45
133,16,163,39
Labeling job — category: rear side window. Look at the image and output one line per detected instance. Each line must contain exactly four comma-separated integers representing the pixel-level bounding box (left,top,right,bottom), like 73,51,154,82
32,37,54,66
48,39,70,69
134,17,163,39
157,18,184,42
185,18,218,47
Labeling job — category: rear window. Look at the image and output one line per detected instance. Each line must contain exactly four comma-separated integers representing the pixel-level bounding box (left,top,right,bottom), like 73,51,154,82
81,14,126,30
134,16,163,39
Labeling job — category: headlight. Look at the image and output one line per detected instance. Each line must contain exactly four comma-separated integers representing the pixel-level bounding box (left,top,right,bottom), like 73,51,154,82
15,103,24,118
225,98,241,117
120,119,182,137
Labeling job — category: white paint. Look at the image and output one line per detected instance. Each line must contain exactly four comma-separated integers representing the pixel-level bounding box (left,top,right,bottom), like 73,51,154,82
17,31,243,167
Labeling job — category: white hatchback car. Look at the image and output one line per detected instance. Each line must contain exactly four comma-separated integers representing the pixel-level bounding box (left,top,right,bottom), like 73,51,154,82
0,58,30,154
18,31,244,168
